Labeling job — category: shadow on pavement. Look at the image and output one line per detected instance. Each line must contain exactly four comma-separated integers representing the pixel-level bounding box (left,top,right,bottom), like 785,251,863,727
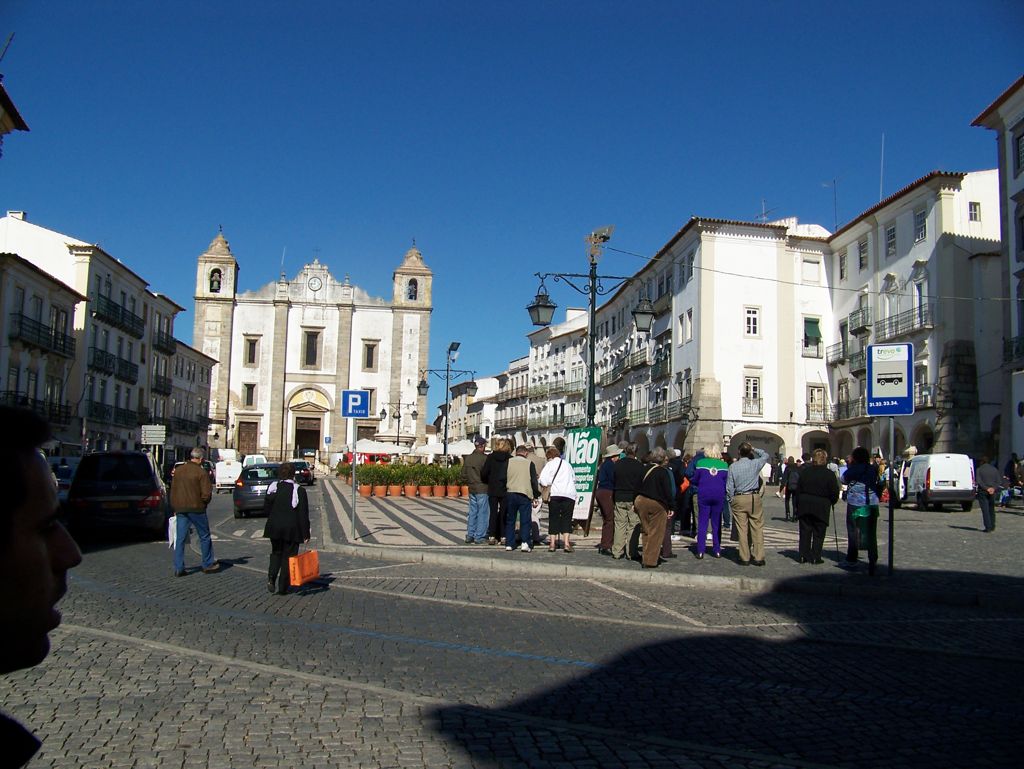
429,569,1024,769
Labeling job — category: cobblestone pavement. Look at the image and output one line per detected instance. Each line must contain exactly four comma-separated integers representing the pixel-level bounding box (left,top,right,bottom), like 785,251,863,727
2,482,1021,768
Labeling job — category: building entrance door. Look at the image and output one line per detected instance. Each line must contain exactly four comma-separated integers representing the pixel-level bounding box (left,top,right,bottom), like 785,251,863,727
294,416,321,459
238,421,258,456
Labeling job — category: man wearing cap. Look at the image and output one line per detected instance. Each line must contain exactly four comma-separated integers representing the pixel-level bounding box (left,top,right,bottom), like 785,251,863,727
595,444,620,555
461,437,490,544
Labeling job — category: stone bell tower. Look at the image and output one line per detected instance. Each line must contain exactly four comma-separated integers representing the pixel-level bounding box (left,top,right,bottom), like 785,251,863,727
193,230,239,444
389,244,433,444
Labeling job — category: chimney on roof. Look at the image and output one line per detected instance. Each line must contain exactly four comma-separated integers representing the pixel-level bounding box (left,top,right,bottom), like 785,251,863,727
7,211,25,220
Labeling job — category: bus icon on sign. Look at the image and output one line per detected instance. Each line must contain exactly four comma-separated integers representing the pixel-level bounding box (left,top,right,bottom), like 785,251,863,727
876,374,903,386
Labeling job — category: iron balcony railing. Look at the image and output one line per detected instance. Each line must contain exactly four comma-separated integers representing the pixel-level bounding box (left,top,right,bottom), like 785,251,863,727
648,403,667,423
826,342,848,365
528,383,549,398
601,359,628,386
564,379,586,395
115,357,139,384
651,358,671,380
153,329,177,355
496,385,529,402
848,306,872,335
876,302,935,342
806,403,833,423
113,407,139,428
563,414,586,428
172,416,199,434
628,407,649,424
93,294,145,338
832,397,868,421
88,346,117,375
625,350,647,370
0,391,72,425
915,383,935,409
527,415,554,429
742,398,763,416
87,400,113,423
8,313,76,358
152,374,173,395
848,349,867,373
611,405,627,423
666,397,691,421
801,340,824,358
1004,335,1024,363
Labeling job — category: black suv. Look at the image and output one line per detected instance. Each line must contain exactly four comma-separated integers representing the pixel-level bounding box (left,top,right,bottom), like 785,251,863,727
67,451,170,538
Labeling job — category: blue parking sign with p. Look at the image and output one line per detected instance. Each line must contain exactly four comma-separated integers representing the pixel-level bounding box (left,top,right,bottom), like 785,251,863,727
341,390,371,418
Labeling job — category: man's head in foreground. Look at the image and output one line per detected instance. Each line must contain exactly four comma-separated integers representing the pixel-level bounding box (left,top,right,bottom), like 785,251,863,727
0,406,82,675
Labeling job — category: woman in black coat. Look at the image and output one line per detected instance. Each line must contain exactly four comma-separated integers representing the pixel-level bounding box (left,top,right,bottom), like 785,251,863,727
480,438,511,545
795,449,840,564
263,462,310,595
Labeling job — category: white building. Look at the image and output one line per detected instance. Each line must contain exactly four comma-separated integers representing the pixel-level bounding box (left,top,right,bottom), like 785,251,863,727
973,76,1024,459
448,376,499,444
494,355,530,442
0,211,194,454
193,233,433,460
826,170,1001,458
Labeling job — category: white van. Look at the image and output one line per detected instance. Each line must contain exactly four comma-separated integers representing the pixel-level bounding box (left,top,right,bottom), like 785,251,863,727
214,451,243,493
904,453,975,511
242,453,269,468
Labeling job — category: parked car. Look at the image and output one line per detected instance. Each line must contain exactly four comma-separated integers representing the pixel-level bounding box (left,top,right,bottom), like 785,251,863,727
67,451,170,537
904,453,976,511
232,463,281,518
49,456,81,506
292,460,315,485
242,453,269,468
215,454,244,493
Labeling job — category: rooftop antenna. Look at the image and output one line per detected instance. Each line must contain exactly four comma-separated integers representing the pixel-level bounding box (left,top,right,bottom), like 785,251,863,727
879,132,885,202
822,178,839,232
0,33,14,65
755,198,778,223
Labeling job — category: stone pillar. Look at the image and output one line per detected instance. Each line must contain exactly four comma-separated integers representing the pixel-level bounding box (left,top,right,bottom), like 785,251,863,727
685,377,723,454
267,300,289,456
331,304,353,449
933,339,980,454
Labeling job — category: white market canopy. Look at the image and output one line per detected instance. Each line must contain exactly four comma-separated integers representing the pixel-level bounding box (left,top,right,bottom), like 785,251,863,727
413,439,476,457
354,438,408,455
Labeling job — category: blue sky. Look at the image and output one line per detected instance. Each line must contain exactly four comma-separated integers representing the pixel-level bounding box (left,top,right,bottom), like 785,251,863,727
2,0,1020,415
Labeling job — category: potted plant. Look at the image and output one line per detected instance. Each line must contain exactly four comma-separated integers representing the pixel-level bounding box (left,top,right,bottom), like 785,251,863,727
354,462,374,497
431,463,447,498
336,461,353,481
386,463,406,497
401,463,420,498
415,463,433,497
445,464,462,497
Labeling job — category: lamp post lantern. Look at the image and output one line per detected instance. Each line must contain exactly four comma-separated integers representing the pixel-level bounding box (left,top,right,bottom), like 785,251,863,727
418,341,476,458
379,402,419,447
526,226,655,427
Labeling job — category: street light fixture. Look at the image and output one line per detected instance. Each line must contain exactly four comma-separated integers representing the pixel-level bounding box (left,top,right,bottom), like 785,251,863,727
526,226,656,427
417,340,476,457
379,403,419,447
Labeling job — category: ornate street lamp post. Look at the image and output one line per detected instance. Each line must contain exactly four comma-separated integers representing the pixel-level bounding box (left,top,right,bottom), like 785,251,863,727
526,226,655,427
417,341,477,457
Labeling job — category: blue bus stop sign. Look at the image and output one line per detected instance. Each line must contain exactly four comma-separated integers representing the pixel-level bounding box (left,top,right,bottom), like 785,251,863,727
866,344,914,416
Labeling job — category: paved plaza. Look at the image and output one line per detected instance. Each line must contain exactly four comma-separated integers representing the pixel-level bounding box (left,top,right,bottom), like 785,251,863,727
2,480,1021,768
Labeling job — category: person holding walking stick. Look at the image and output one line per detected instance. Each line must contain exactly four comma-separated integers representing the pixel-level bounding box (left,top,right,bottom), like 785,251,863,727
795,449,840,564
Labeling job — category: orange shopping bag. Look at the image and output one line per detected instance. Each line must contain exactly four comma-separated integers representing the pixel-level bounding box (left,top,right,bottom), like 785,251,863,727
288,549,320,586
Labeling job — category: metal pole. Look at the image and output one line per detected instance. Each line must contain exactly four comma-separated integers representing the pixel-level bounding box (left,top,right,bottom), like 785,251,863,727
350,418,357,543
887,415,895,576
587,241,599,426
396,410,401,446
443,354,451,457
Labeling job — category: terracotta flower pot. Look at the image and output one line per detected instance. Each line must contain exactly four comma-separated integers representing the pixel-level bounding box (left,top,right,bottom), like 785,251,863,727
358,484,372,497
372,484,387,498
387,484,402,497
432,484,446,497
446,485,460,497
418,485,433,497
403,484,418,498
460,485,470,497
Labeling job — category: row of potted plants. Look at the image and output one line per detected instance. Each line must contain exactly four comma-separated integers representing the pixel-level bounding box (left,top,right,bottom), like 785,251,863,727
335,462,468,498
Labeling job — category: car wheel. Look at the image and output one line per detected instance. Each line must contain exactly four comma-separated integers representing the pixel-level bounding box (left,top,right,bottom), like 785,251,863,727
960,501,973,512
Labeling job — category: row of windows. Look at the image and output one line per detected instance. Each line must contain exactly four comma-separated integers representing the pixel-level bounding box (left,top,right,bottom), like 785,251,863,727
243,333,379,371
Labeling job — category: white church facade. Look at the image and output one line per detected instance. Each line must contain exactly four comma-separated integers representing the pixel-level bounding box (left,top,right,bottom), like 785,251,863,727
193,233,432,460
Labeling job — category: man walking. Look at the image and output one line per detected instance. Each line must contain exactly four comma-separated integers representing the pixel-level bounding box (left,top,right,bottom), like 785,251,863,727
976,455,1002,533
611,443,644,560
504,445,540,552
725,442,770,566
170,448,217,576
461,437,490,544
0,406,82,766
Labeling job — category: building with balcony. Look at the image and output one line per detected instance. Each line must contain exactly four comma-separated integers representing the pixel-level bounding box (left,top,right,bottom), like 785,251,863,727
493,356,530,441
0,211,186,453
523,309,588,446
447,376,498,445
0,253,85,449
165,340,215,462
827,169,1000,458
974,76,1024,459
194,233,432,461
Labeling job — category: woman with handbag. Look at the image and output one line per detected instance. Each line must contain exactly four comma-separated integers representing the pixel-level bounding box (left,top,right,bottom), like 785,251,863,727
634,447,676,568
263,462,310,595
841,446,883,575
539,446,578,552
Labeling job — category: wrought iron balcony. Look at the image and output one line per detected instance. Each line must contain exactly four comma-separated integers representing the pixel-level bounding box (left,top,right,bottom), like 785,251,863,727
8,313,76,358
877,302,935,341
831,397,868,422
494,416,523,431
115,357,139,384
527,415,554,429
93,294,144,338
0,391,72,425
666,397,691,422
564,379,586,395
1004,335,1024,363
652,292,672,315
172,416,200,434
625,350,647,370
826,342,848,365
113,407,139,427
651,357,671,380
848,349,867,373
628,407,649,424
153,329,177,355
547,380,566,396
88,346,117,375
87,400,113,423
848,306,872,335
528,383,549,398
611,405,627,423
152,374,172,395
801,340,823,358
601,359,628,386
563,414,586,428
648,403,667,423
742,398,763,417
806,403,833,423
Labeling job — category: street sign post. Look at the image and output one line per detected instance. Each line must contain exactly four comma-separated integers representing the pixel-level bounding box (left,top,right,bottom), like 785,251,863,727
340,390,371,539
141,424,167,445
866,343,914,577
324,436,331,445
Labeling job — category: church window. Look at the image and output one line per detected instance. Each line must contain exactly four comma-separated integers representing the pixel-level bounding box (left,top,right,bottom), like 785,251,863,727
363,341,378,372
243,383,255,407
303,331,320,368
407,279,418,301
244,337,259,367
209,269,222,293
